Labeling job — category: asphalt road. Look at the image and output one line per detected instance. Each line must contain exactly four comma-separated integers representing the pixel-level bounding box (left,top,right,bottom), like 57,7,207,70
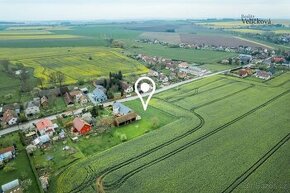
0,69,229,137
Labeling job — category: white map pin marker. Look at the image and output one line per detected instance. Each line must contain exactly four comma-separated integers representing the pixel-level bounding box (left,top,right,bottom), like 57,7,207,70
135,77,156,111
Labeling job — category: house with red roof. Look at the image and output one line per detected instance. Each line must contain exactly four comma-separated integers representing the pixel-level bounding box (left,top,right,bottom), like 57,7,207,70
272,56,285,64
72,117,91,135
35,118,58,137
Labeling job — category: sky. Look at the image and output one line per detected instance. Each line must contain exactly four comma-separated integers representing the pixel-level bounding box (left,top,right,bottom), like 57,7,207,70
0,0,289,21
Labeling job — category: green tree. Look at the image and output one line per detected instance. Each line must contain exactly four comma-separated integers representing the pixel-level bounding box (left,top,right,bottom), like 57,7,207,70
56,71,66,87
48,72,58,86
19,113,28,123
106,90,114,99
21,179,32,191
118,70,123,80
3,162,16,172
0,60,10,72
91,106,99,118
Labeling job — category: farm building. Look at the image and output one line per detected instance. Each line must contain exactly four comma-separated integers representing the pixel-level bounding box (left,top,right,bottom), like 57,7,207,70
114,112,137,127
1,179,23,193
72,117,92,135
255,70,272,80
0,146,15,162
35,118,58,136
113,102,133,116
2,109,18,126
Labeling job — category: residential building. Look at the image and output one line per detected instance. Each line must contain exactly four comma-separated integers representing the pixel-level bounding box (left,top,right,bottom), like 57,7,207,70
35,118,57,136
255,70,272,80
92,88,107,103
2,109,18,126
121,82,133,94
148,70,159,77
72,117,92,135
0,146,15,162
24,98,40,117
178,62,189,69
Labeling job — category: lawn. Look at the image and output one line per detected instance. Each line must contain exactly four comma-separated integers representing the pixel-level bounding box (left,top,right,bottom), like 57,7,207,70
0,47,148,85
0,66,37,104
0,132,40,193
74,100,177,156
54,74,290,193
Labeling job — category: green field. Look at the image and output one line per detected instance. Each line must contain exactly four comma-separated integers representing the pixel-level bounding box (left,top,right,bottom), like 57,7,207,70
0,47,148,85
52,72,290,193
0,25,141,48
128,43,237,64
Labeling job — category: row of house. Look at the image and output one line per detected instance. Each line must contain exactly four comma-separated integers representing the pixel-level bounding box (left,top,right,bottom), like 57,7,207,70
0,86,90,127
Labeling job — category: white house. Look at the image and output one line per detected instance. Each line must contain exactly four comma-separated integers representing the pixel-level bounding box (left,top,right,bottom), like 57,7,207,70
121,82,134,94
25,98,40,117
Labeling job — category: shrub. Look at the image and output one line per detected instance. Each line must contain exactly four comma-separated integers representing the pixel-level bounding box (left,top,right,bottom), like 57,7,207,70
119,134,127,142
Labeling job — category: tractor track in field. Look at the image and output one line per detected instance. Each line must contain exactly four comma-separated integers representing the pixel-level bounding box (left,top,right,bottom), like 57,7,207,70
95,89,290,193
161,77,229,101
222,133,290,193
169,80,237,103
194,84,255,109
